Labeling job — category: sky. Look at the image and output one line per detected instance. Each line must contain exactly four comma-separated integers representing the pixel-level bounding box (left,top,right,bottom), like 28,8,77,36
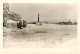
9,3,77,23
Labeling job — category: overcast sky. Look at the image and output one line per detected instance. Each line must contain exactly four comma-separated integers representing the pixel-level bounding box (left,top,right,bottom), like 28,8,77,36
9,3,77,22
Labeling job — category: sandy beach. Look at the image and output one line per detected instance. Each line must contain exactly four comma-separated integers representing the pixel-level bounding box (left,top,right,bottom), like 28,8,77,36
3,24,77,48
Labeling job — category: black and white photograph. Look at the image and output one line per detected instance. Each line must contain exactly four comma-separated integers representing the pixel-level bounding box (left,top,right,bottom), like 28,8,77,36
3,3,77,48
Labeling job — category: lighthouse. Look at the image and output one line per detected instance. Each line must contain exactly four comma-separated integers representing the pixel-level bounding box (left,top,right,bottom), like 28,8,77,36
36,13,41,25
38,13,40,22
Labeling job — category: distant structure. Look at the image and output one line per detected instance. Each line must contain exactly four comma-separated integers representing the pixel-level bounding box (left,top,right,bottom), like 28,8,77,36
36,13,42,25
57,19,73,25
38,13,40,22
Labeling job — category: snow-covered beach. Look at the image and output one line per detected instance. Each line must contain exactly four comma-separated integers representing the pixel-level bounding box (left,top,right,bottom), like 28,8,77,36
3,24,77,48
